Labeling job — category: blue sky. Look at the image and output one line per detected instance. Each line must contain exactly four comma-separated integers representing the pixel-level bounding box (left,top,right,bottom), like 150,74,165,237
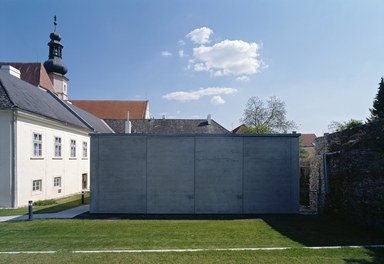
1,0,384,135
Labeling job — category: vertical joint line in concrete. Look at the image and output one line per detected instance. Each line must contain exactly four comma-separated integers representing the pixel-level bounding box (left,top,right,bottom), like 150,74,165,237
193,136,196,214
242,137,244,214
145,135,148,214
95,135,100,211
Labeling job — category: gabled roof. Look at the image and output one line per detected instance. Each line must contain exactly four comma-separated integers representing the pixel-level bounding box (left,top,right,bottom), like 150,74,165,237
0,70,113,133
66,102,114,133
105,119,230,134
69,100,149,120
0,62,54,92
300,134,317,147
232,124,248,134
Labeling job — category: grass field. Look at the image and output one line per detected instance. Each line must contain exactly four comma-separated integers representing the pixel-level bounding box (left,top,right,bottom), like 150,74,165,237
0,193,89,216
0,214,383,263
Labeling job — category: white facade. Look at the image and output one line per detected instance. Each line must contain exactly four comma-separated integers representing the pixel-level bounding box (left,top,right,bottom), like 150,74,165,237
0,109,90,208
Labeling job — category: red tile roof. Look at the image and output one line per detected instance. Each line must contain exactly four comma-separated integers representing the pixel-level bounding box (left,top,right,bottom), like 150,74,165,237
69,100,149,120
300,134,317,147
232,124,248,134
0,62,54,92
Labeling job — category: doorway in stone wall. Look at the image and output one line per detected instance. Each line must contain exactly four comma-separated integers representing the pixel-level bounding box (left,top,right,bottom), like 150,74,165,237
300,161,310,207
82,173,88,190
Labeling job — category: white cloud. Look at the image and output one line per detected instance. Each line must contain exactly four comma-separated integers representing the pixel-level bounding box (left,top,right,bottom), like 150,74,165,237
161,51,172,57
211,95,225,105
194,87,237,96
190,39,262,76
236,75,250,82
163,91,200,102
179,50,185,57
186,27,213,45
163,87,237,102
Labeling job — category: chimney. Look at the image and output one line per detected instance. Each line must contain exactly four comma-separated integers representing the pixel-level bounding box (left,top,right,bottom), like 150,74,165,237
125,111,132,134
125,121,132,134
207,114,212,125
1,65,21,79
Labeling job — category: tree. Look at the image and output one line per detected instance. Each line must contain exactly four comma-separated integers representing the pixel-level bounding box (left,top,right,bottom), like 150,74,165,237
240,96,297,133
368,77,384,122
328,119,363,133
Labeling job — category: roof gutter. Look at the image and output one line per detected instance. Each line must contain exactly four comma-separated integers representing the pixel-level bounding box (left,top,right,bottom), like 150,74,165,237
46,90,95,132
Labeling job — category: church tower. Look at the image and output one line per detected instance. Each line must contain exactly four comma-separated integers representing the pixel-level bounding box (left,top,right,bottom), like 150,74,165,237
43,16,69,100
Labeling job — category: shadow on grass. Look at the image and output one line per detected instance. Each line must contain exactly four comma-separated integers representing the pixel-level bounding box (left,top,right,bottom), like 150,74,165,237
262,214,384,264
262,214,384,246
344,248,384,263
31,196,90,214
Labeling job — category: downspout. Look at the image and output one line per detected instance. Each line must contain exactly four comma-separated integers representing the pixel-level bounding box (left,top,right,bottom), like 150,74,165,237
11,108,17,208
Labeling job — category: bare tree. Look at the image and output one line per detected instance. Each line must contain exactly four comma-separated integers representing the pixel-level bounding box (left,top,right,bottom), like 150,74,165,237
240,96,297,133
328,119,363,133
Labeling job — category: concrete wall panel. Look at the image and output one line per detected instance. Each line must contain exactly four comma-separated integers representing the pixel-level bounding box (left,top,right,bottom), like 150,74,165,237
243,137,298,213
195,137,243,213
91,135,147,213
147,137,195,213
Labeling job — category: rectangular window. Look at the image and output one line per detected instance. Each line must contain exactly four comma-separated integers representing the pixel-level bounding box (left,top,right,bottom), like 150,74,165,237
82,174,88,190
54,137,62,157
54,177,61,187
82,141,88,158
70,139,76,157
33,133,42,157
32,180,42,192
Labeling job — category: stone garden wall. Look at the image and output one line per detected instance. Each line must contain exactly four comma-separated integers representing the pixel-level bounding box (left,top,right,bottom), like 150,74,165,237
309,120,384,231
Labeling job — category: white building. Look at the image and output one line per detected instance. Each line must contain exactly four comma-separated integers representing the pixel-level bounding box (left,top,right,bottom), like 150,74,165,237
0,66,112,208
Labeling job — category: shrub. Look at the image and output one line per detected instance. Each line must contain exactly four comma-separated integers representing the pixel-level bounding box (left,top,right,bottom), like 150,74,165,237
33,199,57,206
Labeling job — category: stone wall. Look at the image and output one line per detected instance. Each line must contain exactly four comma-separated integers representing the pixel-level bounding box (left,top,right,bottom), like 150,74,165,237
309,120,384,231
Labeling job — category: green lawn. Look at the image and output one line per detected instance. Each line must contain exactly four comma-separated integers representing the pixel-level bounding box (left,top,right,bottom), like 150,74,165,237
0,193,89,216
0,214,383,263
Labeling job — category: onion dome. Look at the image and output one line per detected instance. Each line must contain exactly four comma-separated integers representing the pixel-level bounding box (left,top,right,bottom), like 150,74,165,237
43,16,68,75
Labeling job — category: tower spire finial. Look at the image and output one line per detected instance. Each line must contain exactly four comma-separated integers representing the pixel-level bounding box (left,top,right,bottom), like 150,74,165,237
54,15,57,32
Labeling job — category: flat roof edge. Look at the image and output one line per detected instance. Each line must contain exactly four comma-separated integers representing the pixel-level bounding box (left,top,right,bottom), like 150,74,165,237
90,133,301,138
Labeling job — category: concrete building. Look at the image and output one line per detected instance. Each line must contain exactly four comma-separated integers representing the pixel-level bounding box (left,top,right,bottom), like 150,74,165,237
90,133,300,214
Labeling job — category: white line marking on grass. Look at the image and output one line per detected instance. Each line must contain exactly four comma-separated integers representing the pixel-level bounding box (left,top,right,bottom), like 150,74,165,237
72,247,289,253
0,251,56,254
2,245,383,255
305,245,384,250
72,245,384,254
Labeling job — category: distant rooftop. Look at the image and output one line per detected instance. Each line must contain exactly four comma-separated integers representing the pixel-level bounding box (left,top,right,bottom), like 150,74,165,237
105,118,230,134
300,134,317,147
70,100,149,120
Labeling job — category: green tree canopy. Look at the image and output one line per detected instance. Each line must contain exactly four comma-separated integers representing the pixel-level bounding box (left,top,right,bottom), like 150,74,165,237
368,77,384,122
240,96,297,133
328,119,363,133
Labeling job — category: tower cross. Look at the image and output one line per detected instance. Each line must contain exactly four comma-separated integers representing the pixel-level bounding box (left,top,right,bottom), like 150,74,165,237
54,15,57,32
